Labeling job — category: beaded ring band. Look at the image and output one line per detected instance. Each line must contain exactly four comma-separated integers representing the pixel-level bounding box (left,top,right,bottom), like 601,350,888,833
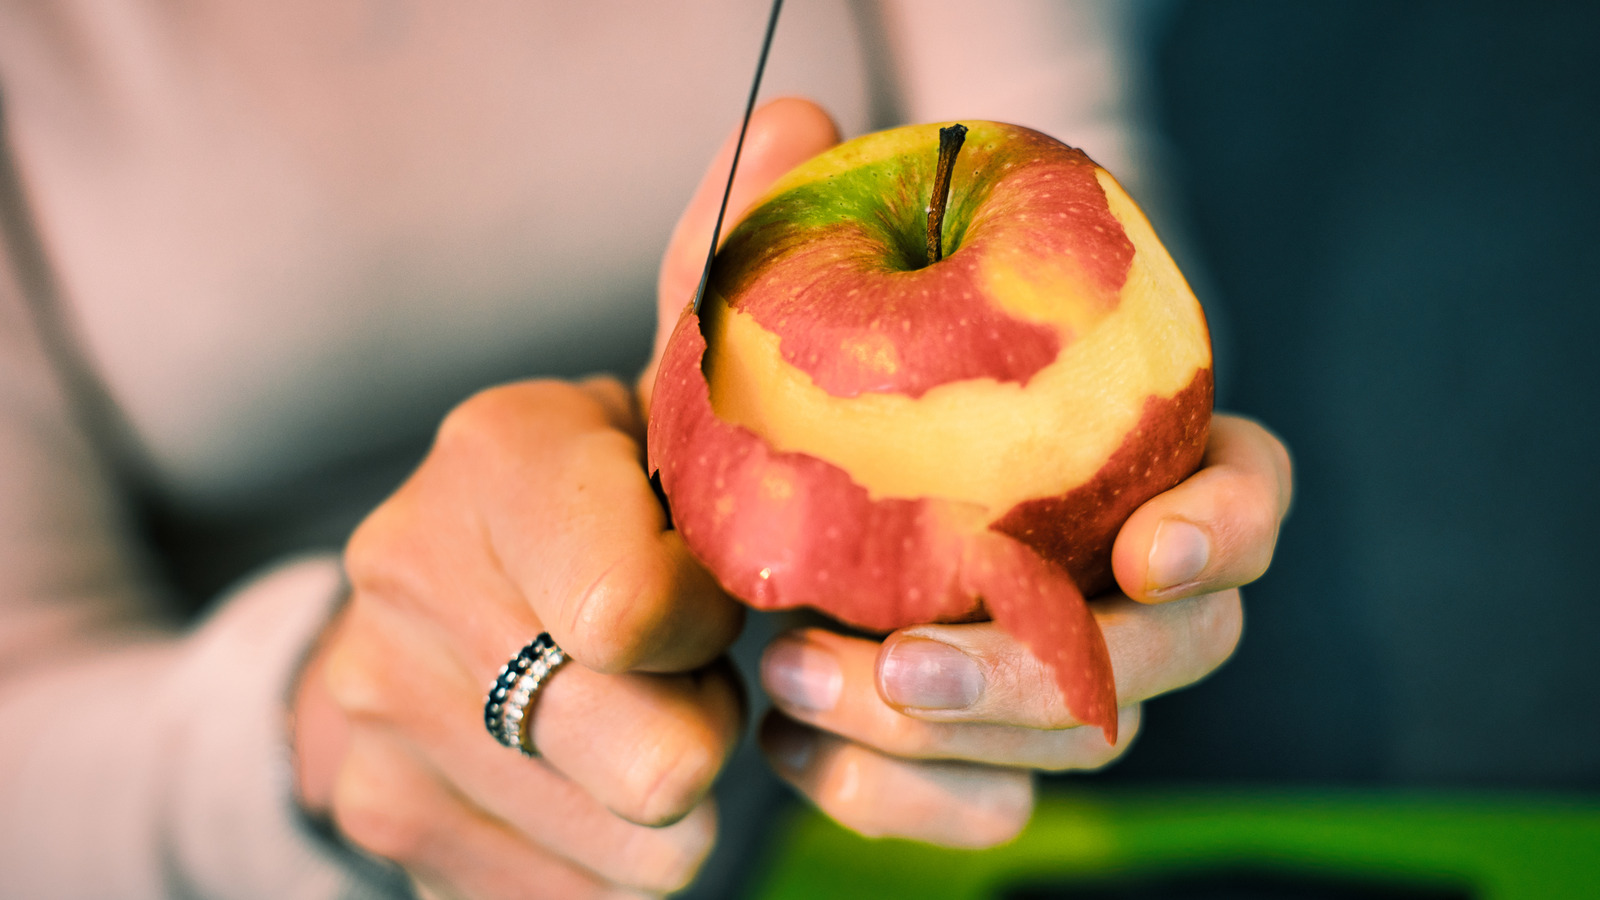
483,633,569,757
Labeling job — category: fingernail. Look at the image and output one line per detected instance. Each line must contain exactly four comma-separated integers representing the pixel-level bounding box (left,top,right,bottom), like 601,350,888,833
878,638,983,710
1147,519,1210,594
762,638,842,712
763,717,817,773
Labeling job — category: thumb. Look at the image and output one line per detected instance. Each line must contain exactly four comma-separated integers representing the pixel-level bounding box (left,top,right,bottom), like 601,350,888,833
639,96,841,409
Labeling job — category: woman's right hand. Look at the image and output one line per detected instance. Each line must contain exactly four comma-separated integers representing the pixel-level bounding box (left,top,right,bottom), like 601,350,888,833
292,377,746,899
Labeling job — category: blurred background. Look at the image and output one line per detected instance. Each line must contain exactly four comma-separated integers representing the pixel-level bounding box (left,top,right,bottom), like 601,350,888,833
1117,0,1600,791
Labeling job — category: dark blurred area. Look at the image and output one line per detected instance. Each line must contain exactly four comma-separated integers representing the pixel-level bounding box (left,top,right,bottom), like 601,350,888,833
1102,1,1600,790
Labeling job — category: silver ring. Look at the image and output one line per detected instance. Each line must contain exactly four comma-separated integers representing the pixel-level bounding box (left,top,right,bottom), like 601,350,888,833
483,633,569,757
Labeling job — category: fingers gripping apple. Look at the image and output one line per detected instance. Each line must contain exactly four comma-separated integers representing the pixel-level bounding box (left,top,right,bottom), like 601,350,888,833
648,122,1212,742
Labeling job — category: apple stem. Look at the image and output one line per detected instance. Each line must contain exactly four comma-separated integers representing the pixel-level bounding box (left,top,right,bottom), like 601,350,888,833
927,124,968,265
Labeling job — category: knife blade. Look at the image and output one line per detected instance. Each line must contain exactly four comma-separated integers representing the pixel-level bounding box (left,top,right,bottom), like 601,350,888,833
692,0,784,315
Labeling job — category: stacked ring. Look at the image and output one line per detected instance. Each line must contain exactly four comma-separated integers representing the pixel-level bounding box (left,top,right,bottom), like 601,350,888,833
483,633,569,757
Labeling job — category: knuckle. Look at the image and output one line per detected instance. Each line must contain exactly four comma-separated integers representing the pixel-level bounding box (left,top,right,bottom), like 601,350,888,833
620,728,722,826
875,707,935,756
1239,467,1284,532
1229,486,1283,583
343,501,406,592
547,439,670,671
321,627,396,720
1195,589,1245,669
342,493,437,613
443,382,543,435
623,854,697,896
622,850,702,896
330,759,432,864
1125,612,1181,695
868,764,1033,849
1271,434,1295,508
812,753,886,838
434,387,507,457
1240,416,1296,514
334,799,429,865
965,775,1034,847
558,556,666,674
556,592,632,675
1225,417,1294,523
574,423,644,467
1157,589,1242,693
433,381,568,465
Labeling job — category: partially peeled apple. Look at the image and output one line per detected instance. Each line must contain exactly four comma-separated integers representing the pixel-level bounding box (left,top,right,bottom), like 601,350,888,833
648,121,1212,742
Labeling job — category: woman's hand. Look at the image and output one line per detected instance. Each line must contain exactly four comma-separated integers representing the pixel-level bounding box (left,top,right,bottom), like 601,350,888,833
755,414,1290,846
293,378,747,899
648,96,1293,849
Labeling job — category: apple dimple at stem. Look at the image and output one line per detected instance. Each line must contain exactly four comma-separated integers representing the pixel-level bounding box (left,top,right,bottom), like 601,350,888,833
708,122,1134,399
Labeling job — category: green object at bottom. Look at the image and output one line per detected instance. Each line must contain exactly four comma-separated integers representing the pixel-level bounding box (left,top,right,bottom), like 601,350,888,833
747,786,1600,900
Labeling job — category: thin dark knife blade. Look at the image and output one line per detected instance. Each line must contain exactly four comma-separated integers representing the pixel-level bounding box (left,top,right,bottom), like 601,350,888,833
692,0,784,314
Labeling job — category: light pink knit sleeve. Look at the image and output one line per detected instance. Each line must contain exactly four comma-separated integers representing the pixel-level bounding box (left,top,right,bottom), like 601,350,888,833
0,217,402,899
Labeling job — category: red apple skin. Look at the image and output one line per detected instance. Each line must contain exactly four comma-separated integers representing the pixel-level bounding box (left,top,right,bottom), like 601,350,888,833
991,368,1214,597
651,305,981,631
961,530,1116,739
710,124,1134,398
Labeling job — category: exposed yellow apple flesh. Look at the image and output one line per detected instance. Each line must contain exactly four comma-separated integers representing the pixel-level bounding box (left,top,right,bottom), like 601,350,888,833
649,122,1213,743
704,172,1209,519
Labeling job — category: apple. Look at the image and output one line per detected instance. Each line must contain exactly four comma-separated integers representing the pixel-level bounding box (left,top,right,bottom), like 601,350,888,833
648,121,1212,742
